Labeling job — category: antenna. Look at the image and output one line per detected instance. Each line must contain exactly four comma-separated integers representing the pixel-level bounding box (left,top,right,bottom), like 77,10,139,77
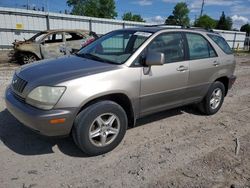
200,0,205,17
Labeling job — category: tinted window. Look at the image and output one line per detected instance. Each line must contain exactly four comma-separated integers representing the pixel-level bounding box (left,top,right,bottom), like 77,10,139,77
148,33,185,63
186,33,217,60
208,34,233,54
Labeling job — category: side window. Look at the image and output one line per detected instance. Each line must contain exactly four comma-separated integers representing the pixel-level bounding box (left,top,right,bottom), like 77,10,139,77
44,33,63,44
147,33,185,63
208,34,233,54
65,32,83,41
186,33,216,60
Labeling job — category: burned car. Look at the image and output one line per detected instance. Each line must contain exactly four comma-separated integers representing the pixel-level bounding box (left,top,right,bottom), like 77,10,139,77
13,29,98,64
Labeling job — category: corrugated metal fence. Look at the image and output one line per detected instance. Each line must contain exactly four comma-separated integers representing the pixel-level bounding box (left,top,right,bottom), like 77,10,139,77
213,29,246,49
0,7,247,50
0,7,151,49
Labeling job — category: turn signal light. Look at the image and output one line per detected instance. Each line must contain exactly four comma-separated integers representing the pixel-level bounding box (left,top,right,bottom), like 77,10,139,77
50,118,66,124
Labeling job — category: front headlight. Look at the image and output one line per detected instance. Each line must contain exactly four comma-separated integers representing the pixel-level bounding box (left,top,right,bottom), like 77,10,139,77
26,86,66,110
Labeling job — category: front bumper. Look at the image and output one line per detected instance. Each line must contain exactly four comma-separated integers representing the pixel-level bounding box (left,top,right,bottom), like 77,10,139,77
5,87,78,136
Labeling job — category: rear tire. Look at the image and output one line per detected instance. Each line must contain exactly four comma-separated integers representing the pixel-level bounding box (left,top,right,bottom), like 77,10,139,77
198,81,225,115
72,101,128,156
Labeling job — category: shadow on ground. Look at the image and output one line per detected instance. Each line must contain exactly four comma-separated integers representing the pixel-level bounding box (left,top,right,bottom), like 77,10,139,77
0,109,88,157
0,105,200,157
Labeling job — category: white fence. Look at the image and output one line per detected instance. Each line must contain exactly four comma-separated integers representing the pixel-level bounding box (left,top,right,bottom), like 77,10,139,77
0,7,247,50
0,7,151,49
213,29,246,49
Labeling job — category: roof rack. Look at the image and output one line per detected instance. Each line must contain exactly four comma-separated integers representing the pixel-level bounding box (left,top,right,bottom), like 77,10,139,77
144,24,215,33
144,24,182,28
187,27,214,33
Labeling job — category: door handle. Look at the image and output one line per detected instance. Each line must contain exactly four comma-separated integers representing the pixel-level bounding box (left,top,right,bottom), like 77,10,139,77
177,65,188,72
213,61,220,66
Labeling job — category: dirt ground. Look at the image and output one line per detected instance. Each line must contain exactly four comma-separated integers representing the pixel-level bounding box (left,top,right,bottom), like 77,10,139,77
0,51,250,188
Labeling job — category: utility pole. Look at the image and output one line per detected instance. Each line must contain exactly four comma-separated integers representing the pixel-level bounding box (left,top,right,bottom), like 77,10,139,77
200,0,205,17
26,0,29,10
45,0,49,12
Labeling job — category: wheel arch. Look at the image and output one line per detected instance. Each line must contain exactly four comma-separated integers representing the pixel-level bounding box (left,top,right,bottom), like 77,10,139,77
77,93,136,128
214,76,229,96
18,51,40,63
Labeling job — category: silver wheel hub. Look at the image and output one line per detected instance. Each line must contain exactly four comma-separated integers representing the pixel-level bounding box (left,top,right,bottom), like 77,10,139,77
210,88,222,110
23,55,36,64
89,113,120,147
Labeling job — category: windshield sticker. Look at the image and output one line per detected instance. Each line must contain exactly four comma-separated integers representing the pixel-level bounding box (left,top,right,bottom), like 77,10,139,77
134,32,152,37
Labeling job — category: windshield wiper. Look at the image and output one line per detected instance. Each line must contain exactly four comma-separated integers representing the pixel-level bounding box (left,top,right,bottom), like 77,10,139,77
77,53,118,65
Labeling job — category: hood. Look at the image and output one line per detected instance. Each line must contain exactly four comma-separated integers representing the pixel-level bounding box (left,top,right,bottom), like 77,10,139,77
13,40,34,48
16,55,120,86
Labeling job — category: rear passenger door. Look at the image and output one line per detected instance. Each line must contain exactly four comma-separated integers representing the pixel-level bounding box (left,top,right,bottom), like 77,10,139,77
140,32,189,116
184,32,219,102
65,32,84,53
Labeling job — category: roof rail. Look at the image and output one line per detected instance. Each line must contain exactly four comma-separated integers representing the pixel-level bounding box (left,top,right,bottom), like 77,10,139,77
187,27,214,33
144,24,182,28
144,24,215,33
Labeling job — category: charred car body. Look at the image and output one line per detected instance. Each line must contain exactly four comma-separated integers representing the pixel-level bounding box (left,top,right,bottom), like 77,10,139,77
13,29,98,64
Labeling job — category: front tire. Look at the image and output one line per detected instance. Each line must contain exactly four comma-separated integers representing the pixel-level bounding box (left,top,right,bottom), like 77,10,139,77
73,101,128,156
21,53,38,64
198,81,225,115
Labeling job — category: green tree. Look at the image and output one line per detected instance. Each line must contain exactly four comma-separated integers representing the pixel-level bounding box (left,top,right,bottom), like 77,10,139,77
165,15,176,25
216,11,232,30
67,0,117,19
122,12,145,22
194,15,217,29
240,23,250,35
165,2,190,26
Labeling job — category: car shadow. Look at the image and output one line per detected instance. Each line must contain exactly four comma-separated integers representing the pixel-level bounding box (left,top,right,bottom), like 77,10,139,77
0,109,88,157
0,105,201,157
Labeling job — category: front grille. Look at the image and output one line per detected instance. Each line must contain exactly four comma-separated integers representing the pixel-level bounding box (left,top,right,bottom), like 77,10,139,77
11,90,25,103
12,74,27,93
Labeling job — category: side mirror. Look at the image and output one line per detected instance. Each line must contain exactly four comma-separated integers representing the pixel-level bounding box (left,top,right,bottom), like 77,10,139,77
145,52,165,66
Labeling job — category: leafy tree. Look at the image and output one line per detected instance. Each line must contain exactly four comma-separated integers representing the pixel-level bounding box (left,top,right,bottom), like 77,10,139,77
165,15,176,25
216,11,232,30
67,0,117,19
122,12,145,22
194,15,217,29
165,2,190,26
240,24,250,35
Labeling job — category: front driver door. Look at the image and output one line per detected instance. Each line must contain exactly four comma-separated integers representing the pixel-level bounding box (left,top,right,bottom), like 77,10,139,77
40,32,65,59
140,32,189,116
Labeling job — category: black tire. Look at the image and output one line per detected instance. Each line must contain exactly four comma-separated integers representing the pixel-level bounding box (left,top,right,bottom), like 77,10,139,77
72,101,128,156
21,53,38,64
198,81,225,115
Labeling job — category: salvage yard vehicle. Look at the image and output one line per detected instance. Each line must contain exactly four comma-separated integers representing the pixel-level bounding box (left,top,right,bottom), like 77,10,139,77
13,29,98,64
5,27,236,156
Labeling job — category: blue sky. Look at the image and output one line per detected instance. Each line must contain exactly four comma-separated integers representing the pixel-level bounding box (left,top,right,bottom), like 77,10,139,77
0,0,250,29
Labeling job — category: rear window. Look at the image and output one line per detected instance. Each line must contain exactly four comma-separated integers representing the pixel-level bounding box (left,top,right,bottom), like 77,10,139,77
208,34,233,54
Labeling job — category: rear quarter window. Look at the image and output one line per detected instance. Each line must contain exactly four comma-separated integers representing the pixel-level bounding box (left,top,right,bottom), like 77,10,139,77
208,34,233,55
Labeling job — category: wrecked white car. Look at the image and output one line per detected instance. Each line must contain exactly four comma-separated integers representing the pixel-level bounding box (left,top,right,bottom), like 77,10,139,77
13,29,98,64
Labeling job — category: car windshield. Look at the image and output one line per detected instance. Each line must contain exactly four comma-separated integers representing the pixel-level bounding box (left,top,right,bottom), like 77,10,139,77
77,30,152,64
29,32,48,42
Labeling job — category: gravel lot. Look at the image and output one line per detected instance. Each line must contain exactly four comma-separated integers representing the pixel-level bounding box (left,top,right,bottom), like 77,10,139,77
0,52,250,188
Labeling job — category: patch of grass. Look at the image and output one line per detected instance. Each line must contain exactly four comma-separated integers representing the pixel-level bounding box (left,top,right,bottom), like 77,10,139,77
233,50,250,56
233,50,250,54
